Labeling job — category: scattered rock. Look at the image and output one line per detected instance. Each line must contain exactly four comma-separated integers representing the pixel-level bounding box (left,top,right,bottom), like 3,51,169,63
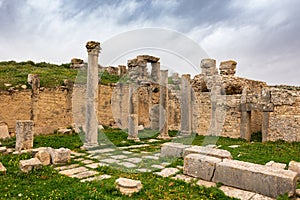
0,162,7,174
0,146,7,153
228,145,240,148
98,125,104,130
19,158,42,173
155,168,179,177
288,161,300,175
57,128,72,134
138,125,144,131
4,83,12,87
35,150,51,166
21,85,27,89
48,147,71,165
265,161,286,170
0,122,10,139
115,178,142,196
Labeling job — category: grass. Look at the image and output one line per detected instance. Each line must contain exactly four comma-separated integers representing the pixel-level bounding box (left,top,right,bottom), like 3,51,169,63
1,130,300,199
0,61,121,90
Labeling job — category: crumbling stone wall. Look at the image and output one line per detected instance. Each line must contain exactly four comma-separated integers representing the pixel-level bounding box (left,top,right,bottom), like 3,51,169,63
0,91,31,133
268,88,300,141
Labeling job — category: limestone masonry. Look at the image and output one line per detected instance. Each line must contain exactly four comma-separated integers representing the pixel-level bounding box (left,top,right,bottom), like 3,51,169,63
1,51,300,142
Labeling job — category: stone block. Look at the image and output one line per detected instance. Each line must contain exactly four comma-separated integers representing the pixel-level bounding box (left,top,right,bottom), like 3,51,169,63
0,122,10,139
48,147,71,165
183,145,232,160
289,161,300,176
0,162,7,174
19,158,42,173
34,150,51,166
184,154,221,181
213,159,298,198
15,120,34,151
160,142,191,157
115,178,142,196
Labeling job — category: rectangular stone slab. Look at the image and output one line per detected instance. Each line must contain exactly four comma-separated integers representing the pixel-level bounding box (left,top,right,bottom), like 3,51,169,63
160,142,191,157
184,154,221,181
212,159,298,198
183,146,232,160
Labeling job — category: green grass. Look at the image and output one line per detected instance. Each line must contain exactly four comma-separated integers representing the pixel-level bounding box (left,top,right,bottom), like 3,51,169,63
1,130,300,199
0,61,121,90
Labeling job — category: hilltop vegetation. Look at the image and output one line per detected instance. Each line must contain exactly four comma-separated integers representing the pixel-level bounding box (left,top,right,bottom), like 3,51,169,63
0,61,120,90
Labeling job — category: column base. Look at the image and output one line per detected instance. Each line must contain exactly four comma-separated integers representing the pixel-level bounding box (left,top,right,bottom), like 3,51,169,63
81,143,99,150
157,135,171,140
127,137,140,142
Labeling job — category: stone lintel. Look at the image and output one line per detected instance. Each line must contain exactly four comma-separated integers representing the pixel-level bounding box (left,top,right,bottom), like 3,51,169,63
239,103,274,112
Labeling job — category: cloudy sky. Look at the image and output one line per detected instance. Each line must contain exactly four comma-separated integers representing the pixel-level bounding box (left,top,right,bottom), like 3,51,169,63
0,0,299,86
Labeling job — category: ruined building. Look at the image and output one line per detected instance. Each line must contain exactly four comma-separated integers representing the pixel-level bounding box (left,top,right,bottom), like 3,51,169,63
1,49,300,142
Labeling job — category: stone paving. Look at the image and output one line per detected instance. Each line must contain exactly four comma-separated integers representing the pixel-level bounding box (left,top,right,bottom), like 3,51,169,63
53,143,276,200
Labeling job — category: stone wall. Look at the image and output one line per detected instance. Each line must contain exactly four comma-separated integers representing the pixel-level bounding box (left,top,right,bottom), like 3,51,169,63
268,88,300,141
0,91,31,133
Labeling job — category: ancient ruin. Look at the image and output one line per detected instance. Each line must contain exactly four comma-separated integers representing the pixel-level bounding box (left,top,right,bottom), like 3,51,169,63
0,43,300,143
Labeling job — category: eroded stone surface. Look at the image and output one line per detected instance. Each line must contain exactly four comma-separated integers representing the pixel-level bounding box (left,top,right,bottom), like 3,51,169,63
15,120,34,151
289,161,300,175
220,186,256,200
70,170,99,179
155,168,179,177
55,164,80,171
0,122,10,139
213,159,298,198
196,179,216,188
48,147,71,165
184,154,221,181
160,142,191,157
19,158,42,173
184,146,232,160
35,150,51,166
115,178,142,196
59,166,88,176
80,174,112,182
85,163,109,169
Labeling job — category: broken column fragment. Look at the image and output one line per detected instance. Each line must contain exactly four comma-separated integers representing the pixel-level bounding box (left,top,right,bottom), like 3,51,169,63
158,70,170,139
180,74,192,135
15,120,34,151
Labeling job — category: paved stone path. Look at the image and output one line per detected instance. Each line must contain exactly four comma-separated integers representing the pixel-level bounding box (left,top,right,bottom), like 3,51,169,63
54,143,275,200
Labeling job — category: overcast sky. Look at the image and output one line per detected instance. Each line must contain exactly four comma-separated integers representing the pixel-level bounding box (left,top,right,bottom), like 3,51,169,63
0,0,299,86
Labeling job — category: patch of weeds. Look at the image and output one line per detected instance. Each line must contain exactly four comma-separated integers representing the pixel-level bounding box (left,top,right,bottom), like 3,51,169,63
251,131,262,142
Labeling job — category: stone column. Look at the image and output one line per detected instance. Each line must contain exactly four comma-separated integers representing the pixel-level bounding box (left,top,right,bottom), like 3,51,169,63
128,82,139,141
180,74,192,135
15,120,34,151
83,41,101,148
28,74,40,122
151,62,160,83
240,87,251,141
158,70,170,139
261,88,273,142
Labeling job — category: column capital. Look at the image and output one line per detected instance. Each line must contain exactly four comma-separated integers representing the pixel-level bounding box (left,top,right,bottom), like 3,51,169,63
86,41,101,54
